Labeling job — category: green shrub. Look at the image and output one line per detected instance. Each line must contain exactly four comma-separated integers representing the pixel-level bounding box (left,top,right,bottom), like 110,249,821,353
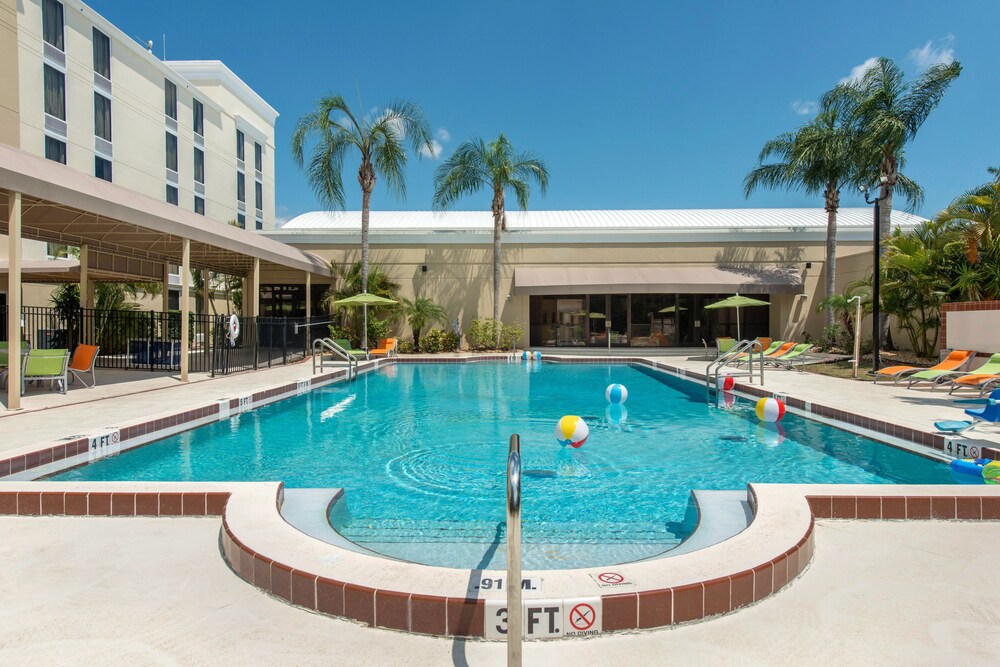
327,324,356,348
466,318,524,351
422,328,458,353
366,317,391,347
397,339,415,354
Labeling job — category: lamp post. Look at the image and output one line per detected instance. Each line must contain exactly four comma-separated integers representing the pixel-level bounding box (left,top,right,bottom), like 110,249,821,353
860,176,889,374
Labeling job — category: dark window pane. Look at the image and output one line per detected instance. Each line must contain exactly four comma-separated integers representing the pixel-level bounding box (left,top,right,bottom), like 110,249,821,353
255,219,263,231
237,213,246,229
193,99,204,136
237,172,245,202
194,148,204,184
194,196,205,215
92,28,111,79
255,180,262,209
44,136,66,164
42,0,64,50
95,156,112,182
164,79,177,119
166,185,178,205
94,93,112,141
165,132,177,171
254,142,262,171
236,129,244,160
43,65,65,120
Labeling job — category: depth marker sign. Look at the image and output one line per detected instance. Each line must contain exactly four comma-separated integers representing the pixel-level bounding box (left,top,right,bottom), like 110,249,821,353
484,597,602,640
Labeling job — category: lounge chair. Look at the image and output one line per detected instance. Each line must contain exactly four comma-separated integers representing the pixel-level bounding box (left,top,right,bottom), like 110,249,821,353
765,343,814,370
874,349,975,385
332,338,366,358
907,352,1000,389
715,338,737,358
369,337,397,358
68,344,100,388
934,399,1000,433
732,340,784,365
21,348,70,394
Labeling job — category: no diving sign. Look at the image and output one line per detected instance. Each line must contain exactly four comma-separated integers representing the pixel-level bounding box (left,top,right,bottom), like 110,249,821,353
590,571,635,589
484,597,602,639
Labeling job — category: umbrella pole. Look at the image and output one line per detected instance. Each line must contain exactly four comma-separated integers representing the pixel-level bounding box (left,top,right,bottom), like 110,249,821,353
737,306,741,340
363,304,368,352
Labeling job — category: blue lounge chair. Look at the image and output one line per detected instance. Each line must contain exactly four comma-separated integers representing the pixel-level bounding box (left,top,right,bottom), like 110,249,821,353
935,399,1000,433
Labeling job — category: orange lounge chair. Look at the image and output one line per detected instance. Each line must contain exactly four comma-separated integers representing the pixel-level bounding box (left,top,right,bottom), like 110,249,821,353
369,337,397,358
764,342,796,358
68,344,100,388
874,349,975,385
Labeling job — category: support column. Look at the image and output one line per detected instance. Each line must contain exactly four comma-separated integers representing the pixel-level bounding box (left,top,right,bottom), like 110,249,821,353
201,269,210,315
7,191,22,410
161,262,170,313
250,257,260,318
180,240,190,382
79,244,90,307
305,271,312,345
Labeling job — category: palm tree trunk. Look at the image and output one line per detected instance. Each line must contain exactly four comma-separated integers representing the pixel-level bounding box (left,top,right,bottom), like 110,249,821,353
360,188,371,349
878,162,895,348
492,210,502,348
824,184,839,329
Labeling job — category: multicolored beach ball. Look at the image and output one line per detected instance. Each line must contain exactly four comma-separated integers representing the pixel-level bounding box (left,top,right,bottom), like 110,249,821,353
755,397,786,423
533,351,543,361
983,460,1000,485
716,372,735,391
555,415,590,448
605,383,628,404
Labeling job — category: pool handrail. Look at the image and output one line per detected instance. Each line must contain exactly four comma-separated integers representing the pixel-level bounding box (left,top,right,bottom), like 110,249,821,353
312,337,356,380
706,338,765,390
507,433,522,666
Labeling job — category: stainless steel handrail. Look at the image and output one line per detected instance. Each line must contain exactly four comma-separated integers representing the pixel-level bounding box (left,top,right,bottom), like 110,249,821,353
705,338,765,390
312,337,356,379
506,434,522,666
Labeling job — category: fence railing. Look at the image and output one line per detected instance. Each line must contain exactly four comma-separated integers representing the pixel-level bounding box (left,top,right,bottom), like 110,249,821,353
0,306,327,377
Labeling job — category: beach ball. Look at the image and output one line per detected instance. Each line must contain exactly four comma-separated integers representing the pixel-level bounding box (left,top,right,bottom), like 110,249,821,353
555,415,590,448
521,350,530,360
605,383,628,404
755,397,786,423
756,422,786,448
716,372,735,391
606,403,628,425
533,351,543,361
983,461,1000,485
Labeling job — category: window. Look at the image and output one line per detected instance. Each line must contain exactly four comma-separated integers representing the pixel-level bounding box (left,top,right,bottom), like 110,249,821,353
166,185,178,205
42,0,64,50
236,129,244,160
254,142,262,171
95,156,112,182
94,93,111,141
43,65,65,120
255,219,263,231
44,136,66,164
165,132,178,171
194,147,205,184
194,196,205,215
237,172,245,203
92,28,111,79
255,181,262,210
236,213,246,229
193,99,204,136
164,79,177,119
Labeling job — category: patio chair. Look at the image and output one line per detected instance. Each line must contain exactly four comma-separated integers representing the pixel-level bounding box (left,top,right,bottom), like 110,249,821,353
732,340,784,365
765,343,814,370
68,344,100,388
908,352,1000,391
715,337,738,358
0,341,29,389
21,348,70,395
874,349,975,385
369,337,397,358
934,398,1000,433
332,338,366,358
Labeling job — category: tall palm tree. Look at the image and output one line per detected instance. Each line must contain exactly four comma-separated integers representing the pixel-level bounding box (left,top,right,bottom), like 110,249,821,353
935,167,1000,264
290,95,433,294
432,134,549,345
400,296,446,351
744,109,863,327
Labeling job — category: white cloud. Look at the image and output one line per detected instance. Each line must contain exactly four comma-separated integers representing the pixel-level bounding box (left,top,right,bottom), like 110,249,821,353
909,35,956,68
419,139,443,159
791,99,818,115
436,128,450,142
840,57,880,84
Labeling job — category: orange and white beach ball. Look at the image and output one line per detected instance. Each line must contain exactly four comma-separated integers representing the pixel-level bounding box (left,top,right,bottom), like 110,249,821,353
755,397,786,423
555,415,590,448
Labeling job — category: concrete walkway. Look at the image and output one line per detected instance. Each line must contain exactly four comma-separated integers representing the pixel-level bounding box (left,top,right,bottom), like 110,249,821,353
0,516,995,665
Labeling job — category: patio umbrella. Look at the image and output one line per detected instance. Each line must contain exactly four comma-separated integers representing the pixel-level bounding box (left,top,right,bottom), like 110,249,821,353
331,292,397,351
703,293,770,340
657,306,687,313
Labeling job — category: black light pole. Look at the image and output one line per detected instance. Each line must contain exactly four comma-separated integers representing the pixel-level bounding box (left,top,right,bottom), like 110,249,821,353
861,177,889,374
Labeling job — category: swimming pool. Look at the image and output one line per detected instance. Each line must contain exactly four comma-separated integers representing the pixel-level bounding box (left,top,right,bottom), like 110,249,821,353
52,362,956,568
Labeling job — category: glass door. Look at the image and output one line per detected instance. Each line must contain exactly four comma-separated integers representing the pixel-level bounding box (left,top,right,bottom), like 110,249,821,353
587,295,607,346
609,295,629,346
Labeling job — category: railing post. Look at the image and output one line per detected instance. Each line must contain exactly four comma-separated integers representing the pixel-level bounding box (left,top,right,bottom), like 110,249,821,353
506,433,522,667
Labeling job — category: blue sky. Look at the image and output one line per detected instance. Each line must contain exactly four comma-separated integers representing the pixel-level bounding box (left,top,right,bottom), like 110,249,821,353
90,0,999,224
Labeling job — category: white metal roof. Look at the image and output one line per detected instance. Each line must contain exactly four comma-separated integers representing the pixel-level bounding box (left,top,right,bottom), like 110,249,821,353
280,208,926,232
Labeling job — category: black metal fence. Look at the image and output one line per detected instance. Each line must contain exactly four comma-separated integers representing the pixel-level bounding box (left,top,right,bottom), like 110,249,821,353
1,307,325,377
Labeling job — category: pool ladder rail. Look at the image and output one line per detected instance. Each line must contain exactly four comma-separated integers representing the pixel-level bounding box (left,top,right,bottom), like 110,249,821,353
312,337,357,380
507,434,522,667
706,338,765,391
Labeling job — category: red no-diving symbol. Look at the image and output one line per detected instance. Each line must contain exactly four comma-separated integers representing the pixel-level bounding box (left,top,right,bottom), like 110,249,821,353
598,572,624,584
971,446,980,457
569,603,596,631
111,431,120,444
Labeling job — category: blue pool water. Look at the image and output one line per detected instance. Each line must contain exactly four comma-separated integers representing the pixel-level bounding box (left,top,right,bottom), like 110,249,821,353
52,362,955,568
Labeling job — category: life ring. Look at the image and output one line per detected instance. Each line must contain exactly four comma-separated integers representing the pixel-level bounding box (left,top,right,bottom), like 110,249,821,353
228,314,240,346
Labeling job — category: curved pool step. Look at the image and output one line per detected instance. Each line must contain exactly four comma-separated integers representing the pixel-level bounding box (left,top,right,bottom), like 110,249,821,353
656,490,754,559
279,488,399,561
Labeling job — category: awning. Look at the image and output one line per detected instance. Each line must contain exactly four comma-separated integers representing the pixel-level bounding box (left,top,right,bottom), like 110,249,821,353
0,143,330,277
513,266,803,296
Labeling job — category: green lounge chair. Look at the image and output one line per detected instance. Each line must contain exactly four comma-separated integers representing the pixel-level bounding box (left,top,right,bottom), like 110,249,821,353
908,352,1000,390
22,348,70,394
733,340,784,365
715,337,738,359
333,338,367,359
0,341,29,388
765,343,814,370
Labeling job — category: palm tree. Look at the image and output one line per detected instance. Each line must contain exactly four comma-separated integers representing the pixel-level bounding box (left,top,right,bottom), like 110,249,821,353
290,95,433,294
935,167,1000,264
321,261,400,345
400,296,446,351
744,109,863,327
432,134,549,345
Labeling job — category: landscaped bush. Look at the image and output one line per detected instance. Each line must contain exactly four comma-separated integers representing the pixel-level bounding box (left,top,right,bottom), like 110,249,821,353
421,328,458,353
465,318,524,351
396,339,415,354
327,324,356,348
366,317,391,347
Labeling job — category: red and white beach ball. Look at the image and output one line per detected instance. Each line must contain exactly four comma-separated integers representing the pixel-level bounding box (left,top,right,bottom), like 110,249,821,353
716,372,735,391
555,415,590,448
755,397,786,423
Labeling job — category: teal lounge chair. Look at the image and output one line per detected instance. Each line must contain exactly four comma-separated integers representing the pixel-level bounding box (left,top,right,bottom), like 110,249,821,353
22,348,70,394
766,343,814,370
908,352,1000,390
935,397,1000,433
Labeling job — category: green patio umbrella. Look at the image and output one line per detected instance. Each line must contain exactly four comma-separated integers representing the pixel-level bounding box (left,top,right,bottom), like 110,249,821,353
703,293,770,340
657,306,687,313
331,292,397,350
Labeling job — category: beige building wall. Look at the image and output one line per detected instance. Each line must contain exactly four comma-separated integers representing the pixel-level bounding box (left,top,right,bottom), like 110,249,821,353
0,0,19,148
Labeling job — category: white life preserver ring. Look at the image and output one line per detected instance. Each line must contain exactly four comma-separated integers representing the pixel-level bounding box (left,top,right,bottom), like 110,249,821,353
228,314,240,346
